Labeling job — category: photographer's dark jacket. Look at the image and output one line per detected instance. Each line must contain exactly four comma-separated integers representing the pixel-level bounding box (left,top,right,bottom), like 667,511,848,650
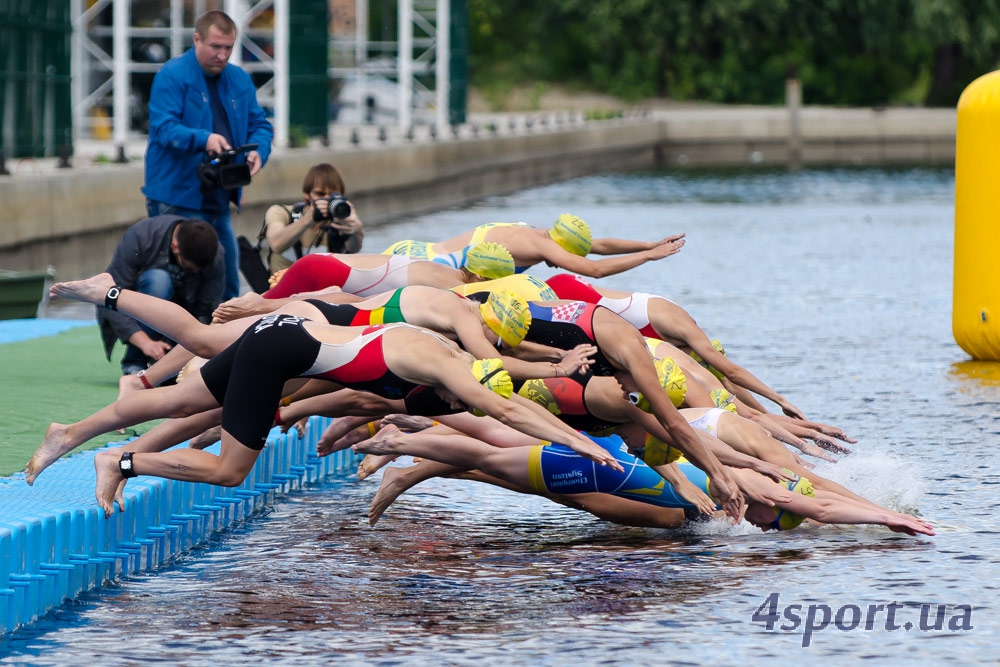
98,215,225,359
143,48,273,211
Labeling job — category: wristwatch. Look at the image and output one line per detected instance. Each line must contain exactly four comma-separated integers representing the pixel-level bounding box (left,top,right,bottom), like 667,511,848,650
119,451,137,478
105,286,121,311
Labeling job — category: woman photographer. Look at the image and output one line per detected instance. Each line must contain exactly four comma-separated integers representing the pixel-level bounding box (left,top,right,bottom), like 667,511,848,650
259,163,365,273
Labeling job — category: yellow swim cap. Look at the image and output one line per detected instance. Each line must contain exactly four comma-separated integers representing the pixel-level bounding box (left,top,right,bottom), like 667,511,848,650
709,388,738,413
469,358,514,416
454,274,557,302
464,242,515,279
770,469,815,530
644,337,663,356
632,356,688,411
550,214,592,256
479,288,532,348
640,432,682,466
690,339,727,380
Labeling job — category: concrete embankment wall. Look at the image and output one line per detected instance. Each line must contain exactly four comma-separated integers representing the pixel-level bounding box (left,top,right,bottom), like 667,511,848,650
0,106,955,281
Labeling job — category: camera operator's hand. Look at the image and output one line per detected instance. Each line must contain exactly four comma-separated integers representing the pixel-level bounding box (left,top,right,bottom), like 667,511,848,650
327,203,363,234
308,197,330,223
128,331,173,361
205,133,231,155
246,150,262,176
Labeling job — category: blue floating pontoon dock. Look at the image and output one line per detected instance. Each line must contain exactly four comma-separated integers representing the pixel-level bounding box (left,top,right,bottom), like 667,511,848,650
0,418,360,634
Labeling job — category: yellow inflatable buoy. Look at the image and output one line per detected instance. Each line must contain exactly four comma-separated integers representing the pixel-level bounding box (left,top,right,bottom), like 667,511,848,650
953,70,1000,360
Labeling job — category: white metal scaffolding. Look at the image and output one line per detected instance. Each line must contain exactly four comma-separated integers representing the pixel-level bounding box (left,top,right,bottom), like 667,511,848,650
70,0,289,149
331,0,450,129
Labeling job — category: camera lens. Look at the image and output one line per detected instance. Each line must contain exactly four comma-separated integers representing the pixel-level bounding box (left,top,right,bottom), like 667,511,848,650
331,200,352,219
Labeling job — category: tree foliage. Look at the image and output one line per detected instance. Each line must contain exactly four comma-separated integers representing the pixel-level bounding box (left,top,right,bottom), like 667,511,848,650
467,0,1000,106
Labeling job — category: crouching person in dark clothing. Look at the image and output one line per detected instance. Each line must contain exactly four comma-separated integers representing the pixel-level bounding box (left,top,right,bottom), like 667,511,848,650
99,215,224,378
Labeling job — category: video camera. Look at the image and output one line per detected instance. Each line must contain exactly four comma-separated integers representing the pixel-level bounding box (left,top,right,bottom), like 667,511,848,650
198,143,258,192
312,193,352,222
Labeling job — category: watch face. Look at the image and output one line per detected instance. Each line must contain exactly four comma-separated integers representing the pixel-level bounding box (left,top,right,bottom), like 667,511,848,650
108,287,121,299
121,459,132,470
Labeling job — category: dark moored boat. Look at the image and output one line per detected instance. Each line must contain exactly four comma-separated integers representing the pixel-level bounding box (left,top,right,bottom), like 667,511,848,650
0,267,55,320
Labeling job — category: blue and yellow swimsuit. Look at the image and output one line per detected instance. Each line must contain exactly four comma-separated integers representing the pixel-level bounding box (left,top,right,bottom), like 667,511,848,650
527,434,714,510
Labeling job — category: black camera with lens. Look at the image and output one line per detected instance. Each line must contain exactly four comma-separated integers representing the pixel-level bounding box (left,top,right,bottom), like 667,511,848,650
198,143,258,192
312,193,352,222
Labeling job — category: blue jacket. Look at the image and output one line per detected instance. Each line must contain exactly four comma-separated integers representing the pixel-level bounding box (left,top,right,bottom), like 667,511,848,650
143,49,274,211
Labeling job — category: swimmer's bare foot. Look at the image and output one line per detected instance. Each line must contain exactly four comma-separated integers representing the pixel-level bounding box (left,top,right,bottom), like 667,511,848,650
49,272,116,304
211,292,269,324
335,422,384,453
25,423,75,485
177,357,207,384
114,477,128,511
188,425,222,450
118,373,145,401
358,454,398,481
317,417,373,456
368,465,413,526
381,414,436,432
94,449,126,518
352,424,404,456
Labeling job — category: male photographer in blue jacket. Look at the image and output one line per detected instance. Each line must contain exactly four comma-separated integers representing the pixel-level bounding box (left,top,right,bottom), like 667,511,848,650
143,9,274,300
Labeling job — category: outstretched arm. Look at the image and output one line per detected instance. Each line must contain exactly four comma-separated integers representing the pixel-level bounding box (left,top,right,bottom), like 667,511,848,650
653,462,715,515
601,324,743,519
427,357,624,471
735,469,935,536
589,234,685,255
683,332,804,420
449,311,596,379
538,240,684,279
765,413,856,446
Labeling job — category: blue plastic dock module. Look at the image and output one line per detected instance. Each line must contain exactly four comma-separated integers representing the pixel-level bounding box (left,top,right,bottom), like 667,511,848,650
0,416,362,634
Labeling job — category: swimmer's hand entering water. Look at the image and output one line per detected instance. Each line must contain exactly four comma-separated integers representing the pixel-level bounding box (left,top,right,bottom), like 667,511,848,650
562,433,625,473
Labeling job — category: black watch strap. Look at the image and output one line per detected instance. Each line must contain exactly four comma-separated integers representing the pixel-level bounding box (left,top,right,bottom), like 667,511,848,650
119,451,138,478
105,286,122,311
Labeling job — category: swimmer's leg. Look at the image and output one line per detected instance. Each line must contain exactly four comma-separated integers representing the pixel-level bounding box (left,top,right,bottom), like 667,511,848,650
26,374,220,485
354,425,532,488
369,459,461,525
452,471,687,529
51,274,244,358
94,427,261,517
